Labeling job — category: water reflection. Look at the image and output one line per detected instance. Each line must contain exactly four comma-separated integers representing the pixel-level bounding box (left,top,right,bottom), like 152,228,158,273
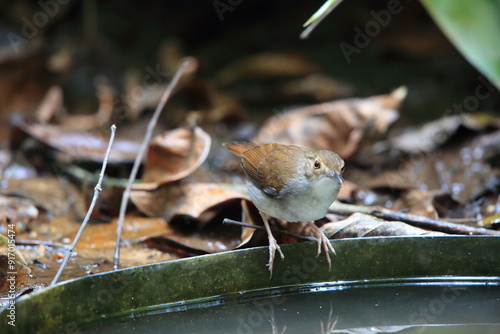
81,280,500,334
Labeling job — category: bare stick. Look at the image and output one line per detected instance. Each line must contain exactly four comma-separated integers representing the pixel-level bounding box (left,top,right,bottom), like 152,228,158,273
329,202,500,236
113,59,190,270
51,124,117,285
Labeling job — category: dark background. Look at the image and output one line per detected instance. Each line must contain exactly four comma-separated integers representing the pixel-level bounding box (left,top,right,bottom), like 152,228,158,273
1,0,498,127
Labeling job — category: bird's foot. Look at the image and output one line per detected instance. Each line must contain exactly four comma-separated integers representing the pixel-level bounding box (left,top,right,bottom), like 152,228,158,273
308,222,336,271
260,213,285,278
267,234,284,277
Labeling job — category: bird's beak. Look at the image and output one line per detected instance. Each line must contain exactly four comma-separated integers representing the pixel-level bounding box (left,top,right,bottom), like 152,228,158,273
329,171,343,184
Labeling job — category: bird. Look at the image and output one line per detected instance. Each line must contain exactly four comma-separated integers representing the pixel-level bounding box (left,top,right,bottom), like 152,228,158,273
225,142,344,276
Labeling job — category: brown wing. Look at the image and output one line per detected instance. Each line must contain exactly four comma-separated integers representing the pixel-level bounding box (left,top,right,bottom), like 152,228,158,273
240,144,300,197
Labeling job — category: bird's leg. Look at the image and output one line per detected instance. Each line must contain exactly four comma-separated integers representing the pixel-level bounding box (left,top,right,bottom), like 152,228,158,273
308,221,336,271
260,212,284,277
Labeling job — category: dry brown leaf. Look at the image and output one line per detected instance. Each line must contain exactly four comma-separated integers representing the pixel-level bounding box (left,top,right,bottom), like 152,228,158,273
0,178,83,218
322,212,446,239
182,81,245,126
140,125,211,187
15,121,140,163
0,255,42,300
390,113,500,154
254,87,406,159
216,52,318,86
74,217,168,250
0,194,39,227
35,86,65,123
130,182,247,222
235,199,264,249
392,189,438,219
61,76,115,130
139,221,241,256
281,74,354,101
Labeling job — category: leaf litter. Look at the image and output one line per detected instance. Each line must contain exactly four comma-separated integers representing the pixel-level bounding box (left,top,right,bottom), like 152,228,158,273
0,30,499,303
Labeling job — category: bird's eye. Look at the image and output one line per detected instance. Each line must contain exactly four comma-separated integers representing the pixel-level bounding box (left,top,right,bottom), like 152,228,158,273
340,165,345,173
314,160,321,169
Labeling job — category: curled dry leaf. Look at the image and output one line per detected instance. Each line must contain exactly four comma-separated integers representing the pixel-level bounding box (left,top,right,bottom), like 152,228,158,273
235,199,264,249
254,87,406,159
15,120,140,163
322,212,446,239
130,182,247,222
140,125,211,188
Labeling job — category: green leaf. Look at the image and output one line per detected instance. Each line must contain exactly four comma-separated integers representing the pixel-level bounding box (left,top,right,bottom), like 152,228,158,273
421,0,500,90
303,0,339,27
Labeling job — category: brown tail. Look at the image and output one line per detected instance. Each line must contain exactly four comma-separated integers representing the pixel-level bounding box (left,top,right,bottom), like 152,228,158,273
223,141,259,156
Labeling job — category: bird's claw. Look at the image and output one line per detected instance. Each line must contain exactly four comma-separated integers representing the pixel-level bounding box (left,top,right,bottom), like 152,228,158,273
309,222,336,271
267,235,284,277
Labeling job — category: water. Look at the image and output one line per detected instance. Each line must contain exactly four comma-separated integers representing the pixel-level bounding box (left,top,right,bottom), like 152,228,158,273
79,279,500,334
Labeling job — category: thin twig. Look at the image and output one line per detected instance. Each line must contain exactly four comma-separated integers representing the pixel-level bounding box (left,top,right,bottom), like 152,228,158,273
329,202,500,236
51,124,117,285
113,59,190,270
222,218,315,241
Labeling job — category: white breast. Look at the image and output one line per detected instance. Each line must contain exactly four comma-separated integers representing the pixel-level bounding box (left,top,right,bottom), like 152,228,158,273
247,176,341,222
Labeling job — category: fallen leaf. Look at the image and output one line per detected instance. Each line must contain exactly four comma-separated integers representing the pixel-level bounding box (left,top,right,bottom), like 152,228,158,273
74,217,168,250
141,125,211,186
0,194,39,227
0,255,43,301
130,182,247,222
392,189,438,219
234,199,265,249
254,87,405,159
389,113,500,154
322,213,446,239
61,76,115,130
139,236,211,256
35,86,65,123
216,52,318,86
0,177,84,218
138,220,241,256
15,120,140,163
281,74,354,101
0,234,28,265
